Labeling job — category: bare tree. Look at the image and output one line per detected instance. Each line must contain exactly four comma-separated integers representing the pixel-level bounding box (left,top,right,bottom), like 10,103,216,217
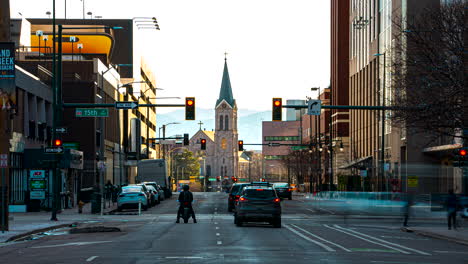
390,0,467,140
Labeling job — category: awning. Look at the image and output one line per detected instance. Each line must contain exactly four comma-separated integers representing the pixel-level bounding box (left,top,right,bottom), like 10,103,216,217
339,156,373,169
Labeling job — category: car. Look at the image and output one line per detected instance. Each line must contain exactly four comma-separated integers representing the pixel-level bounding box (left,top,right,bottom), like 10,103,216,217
136,183,153,207
117,185,149,211
234,186,282,228
157,185,166,201
272,182,292,200
142,182,165,202
146,185,160,206
228,183,250,212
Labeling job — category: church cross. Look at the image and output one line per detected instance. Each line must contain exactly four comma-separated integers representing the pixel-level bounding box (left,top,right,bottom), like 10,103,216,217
224,51,228,60
198,121,204,130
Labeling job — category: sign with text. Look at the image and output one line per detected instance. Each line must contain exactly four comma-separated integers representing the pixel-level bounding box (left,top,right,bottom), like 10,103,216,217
75,108,109,117
407,176,418,188
30,170,46,179
44,146,64,154
115,101,138,110
30,179,46,190
307,99,321,115
30,191,46,200
0,42,16,110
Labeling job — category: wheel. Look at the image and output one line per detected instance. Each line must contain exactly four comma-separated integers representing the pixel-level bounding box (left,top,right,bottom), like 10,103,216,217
273,218,281,228
234,216,238,224
183,218,189,224
236,216,243,227
117,207,122,212
143,205,148,211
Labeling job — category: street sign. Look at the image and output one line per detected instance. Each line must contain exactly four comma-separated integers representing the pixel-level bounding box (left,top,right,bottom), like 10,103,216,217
30,191,45,200
407,176,418,187
75,108,109,117
208,178,217,181
291,146,308,151
0,154,7,168
44,147,64,154
115,101,138,110
161,140,176,145
55,127,67,133
268,143,281,147
30,170,46,179
63,142,80,150
308,99,322,115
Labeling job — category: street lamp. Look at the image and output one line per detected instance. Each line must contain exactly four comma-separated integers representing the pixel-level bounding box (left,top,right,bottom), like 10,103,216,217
374,52,387,192
160,122,180,160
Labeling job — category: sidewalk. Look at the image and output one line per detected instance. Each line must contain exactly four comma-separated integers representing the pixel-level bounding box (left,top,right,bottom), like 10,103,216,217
402,225,468,246
0,202,117,243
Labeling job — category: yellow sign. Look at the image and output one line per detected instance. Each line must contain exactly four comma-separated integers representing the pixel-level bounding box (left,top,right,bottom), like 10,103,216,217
407,176,418,188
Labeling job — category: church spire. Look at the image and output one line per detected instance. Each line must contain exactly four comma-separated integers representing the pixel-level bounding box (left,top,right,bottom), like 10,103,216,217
216,55,235,107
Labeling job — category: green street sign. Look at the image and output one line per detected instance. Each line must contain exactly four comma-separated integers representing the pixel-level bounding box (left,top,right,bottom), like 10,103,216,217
239,178,248,182
63,142,80,150
76,108,109,117
208,178,217,181
291,146,308,151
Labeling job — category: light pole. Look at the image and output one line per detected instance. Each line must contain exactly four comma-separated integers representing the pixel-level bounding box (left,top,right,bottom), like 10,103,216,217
160,122,180,160
375,52,387,192
310,87,321,192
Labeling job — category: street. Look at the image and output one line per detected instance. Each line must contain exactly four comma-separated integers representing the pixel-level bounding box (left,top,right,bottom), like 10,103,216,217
1,192,467,264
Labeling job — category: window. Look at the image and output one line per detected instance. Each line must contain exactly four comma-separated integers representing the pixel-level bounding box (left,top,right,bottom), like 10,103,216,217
219,115,224,130
28,121,36,139
264,136,300,141
225,115,229,130
221,138,227,149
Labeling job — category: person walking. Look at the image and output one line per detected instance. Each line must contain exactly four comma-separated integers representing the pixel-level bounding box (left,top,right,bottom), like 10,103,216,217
403,193,414,227
446,189,458,230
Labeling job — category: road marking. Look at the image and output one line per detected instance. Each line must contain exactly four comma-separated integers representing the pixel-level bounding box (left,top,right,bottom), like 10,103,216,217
31,241,113,249
306,209,316,213
323,225,410,254
318,207,335,214
215,227,220,230
214,222,218,224
284,224,335,252
217,241,222,245
216,233,220,236
334,225,431,256
166,257,203,259
290,224,351,252
86,256,98,262
434,250,468,254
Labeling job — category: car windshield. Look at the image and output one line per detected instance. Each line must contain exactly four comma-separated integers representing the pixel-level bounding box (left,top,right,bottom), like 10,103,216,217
273,183,289,188
243,189,276,199
122,187,141,193
230,185,246,194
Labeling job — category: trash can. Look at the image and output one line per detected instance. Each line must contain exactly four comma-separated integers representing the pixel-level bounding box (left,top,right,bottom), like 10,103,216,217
91,193,102,214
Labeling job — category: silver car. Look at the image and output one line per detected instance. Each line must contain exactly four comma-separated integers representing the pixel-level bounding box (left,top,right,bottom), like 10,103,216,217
117,185,149,211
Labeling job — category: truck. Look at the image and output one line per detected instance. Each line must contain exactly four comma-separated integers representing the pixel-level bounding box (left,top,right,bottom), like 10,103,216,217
136,159,172,198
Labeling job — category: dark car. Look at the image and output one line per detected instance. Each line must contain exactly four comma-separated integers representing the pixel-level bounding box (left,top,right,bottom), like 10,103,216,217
234,186,282,228
273,182,292,200
228,183,250,212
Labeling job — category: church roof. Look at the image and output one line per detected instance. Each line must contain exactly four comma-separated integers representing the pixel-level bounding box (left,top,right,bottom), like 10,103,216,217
202,130,215,142
216,59,236,108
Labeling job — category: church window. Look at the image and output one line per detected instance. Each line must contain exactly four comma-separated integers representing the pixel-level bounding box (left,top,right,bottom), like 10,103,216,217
221,138,227,149
219,115,223,130
223,158,225,164
225,115,229,130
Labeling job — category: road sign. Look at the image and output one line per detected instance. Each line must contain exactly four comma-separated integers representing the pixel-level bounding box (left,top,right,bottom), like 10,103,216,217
308,99,321,115
268,143,281,147
55,127,67,133
30,191,45,200
208,178,217,181
407,176,418,187
63,142,80,150
30,170,46,179
291,146,308,151
161,140,176,145
75,108,109,117
44,147,64,154
115,101,138,110
0,154,7,168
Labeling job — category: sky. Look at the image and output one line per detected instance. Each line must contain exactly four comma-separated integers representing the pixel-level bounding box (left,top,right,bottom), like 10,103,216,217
11,0,330,113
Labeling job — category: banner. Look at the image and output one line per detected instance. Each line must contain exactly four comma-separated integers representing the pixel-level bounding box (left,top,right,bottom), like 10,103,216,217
0,42,15,110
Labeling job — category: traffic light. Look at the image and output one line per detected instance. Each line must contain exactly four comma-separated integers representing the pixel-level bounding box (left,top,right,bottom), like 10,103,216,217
183,133,189,146
53,139,62,147
185,97,195,120
238,140,244,151
459,148,467,157
261,178,266,182
272,98,282,121
233,177,238,183
200,138,206,150
216,176,220,182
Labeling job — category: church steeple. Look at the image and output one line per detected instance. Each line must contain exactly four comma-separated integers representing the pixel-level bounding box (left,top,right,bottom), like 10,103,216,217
216,57,235,108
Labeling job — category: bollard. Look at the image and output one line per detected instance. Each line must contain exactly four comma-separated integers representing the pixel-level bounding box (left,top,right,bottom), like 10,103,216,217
138,200,141,216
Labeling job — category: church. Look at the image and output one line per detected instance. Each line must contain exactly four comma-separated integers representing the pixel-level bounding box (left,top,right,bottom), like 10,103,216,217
188,57,239,179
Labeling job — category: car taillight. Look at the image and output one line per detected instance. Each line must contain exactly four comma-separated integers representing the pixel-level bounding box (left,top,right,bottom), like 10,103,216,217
288,188,292,191
273,198,280,203
138,193,146,197
239,197,248,202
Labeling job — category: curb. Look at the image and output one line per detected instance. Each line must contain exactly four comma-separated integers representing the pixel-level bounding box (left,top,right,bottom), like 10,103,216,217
4,222,78,243
401,227,468,247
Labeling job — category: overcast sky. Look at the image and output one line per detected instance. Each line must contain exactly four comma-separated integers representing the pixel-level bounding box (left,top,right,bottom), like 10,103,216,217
11,0,330,113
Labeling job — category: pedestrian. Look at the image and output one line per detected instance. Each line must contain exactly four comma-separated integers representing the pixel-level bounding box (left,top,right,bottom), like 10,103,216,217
446,189,458,230
402,193,414,227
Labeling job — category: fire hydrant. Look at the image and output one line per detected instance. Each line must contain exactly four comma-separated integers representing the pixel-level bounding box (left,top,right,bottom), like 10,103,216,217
78,200,85,214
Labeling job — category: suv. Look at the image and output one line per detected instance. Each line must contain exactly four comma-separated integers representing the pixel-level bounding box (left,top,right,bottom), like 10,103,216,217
272,182,292,200
234,186,282,228
228,183,250,212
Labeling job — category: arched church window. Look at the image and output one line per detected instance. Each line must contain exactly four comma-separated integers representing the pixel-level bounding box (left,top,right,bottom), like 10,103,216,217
219,115,224,130
221,138,227,150
225,115,229,130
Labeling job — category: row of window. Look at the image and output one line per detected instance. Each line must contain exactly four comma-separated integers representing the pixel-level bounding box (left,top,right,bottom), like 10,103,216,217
219,115,229,130
264,136,300,141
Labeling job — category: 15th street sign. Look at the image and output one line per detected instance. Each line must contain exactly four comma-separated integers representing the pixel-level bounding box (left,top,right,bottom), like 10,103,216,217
76,108,109,117
115,101,138,110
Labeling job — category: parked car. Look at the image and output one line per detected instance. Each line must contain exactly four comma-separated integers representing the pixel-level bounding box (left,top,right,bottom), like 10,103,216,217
157,185,166,201
142,182,165,202
117,185,149,211
146,185,160,206
272,182,292,200
228,183,250,212
136,183,153,207
234,186,282,228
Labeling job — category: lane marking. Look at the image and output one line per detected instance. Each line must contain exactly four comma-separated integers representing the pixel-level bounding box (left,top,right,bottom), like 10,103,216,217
31,241,113,249
334,225,431,256
214,222,218,225
86,256,98,262
215,227,220,230
306,209,316,213
323,225,410,254
283,224,335,252
216,233,220,236
291,224,351,252
318,207,335,214
434,250,468,254
166,257,204,259
217,241,222,245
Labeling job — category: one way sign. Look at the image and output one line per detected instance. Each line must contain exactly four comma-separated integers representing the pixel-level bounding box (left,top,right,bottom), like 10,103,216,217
307,99,321,116
115,101,138,110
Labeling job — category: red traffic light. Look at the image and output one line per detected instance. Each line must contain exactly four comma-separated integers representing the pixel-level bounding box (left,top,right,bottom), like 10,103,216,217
201,139,206,144
54,139,62,146
261,178,266,182
460,149,467,156
274,100,281,107
187,99,194,106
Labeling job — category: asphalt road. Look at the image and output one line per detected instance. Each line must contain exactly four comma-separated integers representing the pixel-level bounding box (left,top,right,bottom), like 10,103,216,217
1,192,467,264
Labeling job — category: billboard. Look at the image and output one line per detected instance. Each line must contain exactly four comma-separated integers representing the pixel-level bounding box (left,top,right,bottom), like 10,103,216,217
0,42,15,110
